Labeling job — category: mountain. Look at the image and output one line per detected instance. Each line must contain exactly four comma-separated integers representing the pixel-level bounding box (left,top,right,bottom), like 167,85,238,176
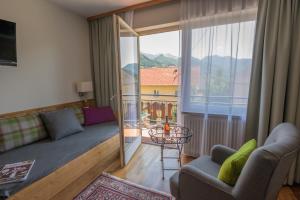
164,53,179,59
154,54,178,66
140,54,161,67
123,63,138,76
140,53,180,68
142,53,157,59
197,55,252,75
131,53,251,76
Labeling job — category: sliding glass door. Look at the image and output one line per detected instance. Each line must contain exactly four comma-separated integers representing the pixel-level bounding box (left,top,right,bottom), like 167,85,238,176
118,17,141,165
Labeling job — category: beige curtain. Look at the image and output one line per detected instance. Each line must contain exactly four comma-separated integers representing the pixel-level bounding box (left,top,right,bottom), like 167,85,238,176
89,15,120,112
118,11,134,27
180,0,258,157
245,0,300,184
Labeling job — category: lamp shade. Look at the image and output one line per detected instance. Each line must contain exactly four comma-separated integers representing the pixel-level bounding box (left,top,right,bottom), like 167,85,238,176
77,81,93,93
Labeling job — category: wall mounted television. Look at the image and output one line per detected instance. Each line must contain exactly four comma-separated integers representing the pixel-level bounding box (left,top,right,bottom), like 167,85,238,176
0,19,17,66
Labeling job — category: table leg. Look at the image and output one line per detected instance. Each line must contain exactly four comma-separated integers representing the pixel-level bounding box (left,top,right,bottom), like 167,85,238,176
176,143,180,162
161,144,163,161
178,144,183,167
161,144,165,179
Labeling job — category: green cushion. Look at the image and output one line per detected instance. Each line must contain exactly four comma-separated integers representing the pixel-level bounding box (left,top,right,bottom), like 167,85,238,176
70,106,84,125
218,139,257,185
0,114,48,152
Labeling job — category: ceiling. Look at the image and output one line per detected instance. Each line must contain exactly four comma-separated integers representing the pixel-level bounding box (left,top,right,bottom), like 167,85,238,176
48,0,150,17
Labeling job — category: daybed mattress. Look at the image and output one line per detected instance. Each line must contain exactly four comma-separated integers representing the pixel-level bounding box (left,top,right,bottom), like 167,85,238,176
0,121,119,197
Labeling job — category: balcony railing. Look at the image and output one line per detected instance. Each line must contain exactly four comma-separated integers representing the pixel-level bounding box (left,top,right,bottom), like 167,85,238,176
122,94,248,128
122,94,178,127
141,94,178,125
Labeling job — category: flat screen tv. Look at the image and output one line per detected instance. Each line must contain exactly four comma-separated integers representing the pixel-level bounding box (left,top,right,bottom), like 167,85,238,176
0,19,17,66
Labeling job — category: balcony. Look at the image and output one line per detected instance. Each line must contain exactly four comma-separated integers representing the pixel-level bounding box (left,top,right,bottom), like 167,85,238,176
122,94,248,124
141,94,178,125
122,94,178,125
122,94,178,144
122,94,248,143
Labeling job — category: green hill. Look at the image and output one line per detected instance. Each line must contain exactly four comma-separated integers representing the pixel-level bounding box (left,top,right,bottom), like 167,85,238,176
140,54,160,67
140,53,179,68
153,54,178,66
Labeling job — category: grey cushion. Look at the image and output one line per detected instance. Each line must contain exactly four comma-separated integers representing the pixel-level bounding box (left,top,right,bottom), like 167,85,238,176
187,155,221,177
170,156,222,199
180,165,233,200
211,145,237,165
0,121,119,197
40,108,84,140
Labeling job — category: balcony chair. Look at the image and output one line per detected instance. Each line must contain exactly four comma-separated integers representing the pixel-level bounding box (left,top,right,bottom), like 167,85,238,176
170,123,300,200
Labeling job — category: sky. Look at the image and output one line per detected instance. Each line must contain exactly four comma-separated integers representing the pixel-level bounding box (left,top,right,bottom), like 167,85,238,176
139,21,256,59
140,31,180,57
120,37,138,67
121,21,256,67
120,30,180,67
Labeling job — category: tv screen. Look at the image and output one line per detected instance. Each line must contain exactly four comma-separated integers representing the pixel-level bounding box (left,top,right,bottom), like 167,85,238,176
0,19,17,66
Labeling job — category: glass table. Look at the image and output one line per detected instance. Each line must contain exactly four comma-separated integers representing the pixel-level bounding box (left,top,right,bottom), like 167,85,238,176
148,125,192,179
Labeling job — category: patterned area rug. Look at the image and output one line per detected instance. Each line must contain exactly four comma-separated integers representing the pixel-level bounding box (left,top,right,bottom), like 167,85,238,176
74,173,174,200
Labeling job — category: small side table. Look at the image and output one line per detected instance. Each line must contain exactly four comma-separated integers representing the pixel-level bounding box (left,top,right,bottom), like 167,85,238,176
148,125,192,179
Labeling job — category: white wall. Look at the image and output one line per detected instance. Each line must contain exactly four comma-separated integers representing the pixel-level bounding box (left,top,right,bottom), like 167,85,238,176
0,0,91,114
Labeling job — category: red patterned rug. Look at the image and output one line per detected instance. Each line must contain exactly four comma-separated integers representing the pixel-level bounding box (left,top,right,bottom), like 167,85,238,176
74,173,175,200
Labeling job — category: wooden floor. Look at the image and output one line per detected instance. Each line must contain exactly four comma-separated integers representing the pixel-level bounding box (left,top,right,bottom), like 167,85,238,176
113,144,300,200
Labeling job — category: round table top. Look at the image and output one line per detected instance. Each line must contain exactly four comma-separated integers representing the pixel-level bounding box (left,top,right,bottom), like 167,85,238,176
148,124,192,145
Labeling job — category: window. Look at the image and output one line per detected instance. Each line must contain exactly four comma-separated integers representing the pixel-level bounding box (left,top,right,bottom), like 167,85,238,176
181,20,256,116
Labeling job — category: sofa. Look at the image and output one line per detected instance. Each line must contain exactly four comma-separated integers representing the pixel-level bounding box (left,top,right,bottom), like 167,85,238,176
170,123,300,200
0,104,119,198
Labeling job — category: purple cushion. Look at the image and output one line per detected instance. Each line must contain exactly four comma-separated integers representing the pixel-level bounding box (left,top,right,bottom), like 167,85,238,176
83,106,116,126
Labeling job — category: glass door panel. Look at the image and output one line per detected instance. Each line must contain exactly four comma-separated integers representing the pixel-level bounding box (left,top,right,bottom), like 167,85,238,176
118,17,141,165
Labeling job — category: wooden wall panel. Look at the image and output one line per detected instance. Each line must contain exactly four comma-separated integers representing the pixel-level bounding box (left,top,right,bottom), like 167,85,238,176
0,99,95,119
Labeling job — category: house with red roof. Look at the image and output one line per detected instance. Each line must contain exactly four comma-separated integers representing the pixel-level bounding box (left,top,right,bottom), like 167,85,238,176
140,66,180,121
140,67,179,97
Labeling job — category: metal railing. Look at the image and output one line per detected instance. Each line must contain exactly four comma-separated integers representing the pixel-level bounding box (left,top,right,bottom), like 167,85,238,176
141,94,178,125
122,94,249,127
122,94,178,127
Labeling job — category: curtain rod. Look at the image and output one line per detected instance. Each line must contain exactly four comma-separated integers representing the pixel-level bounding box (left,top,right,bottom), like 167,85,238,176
87,0,173,21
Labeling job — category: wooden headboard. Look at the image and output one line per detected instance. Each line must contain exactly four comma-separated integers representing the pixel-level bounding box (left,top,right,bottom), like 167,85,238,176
0,99,95,119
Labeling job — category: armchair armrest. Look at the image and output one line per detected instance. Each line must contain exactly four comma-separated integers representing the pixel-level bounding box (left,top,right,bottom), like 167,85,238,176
179,165,234,200
211,145,237,165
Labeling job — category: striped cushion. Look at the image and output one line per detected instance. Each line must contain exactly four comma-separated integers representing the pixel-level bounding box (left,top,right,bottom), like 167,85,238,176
0,114,47,152
71,106,84,125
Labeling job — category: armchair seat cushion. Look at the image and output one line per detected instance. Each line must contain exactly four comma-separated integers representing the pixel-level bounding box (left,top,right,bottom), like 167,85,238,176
170,155,221,199
188,155,221,177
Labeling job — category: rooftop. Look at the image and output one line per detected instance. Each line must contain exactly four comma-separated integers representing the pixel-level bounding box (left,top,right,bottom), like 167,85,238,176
140,67,179,86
